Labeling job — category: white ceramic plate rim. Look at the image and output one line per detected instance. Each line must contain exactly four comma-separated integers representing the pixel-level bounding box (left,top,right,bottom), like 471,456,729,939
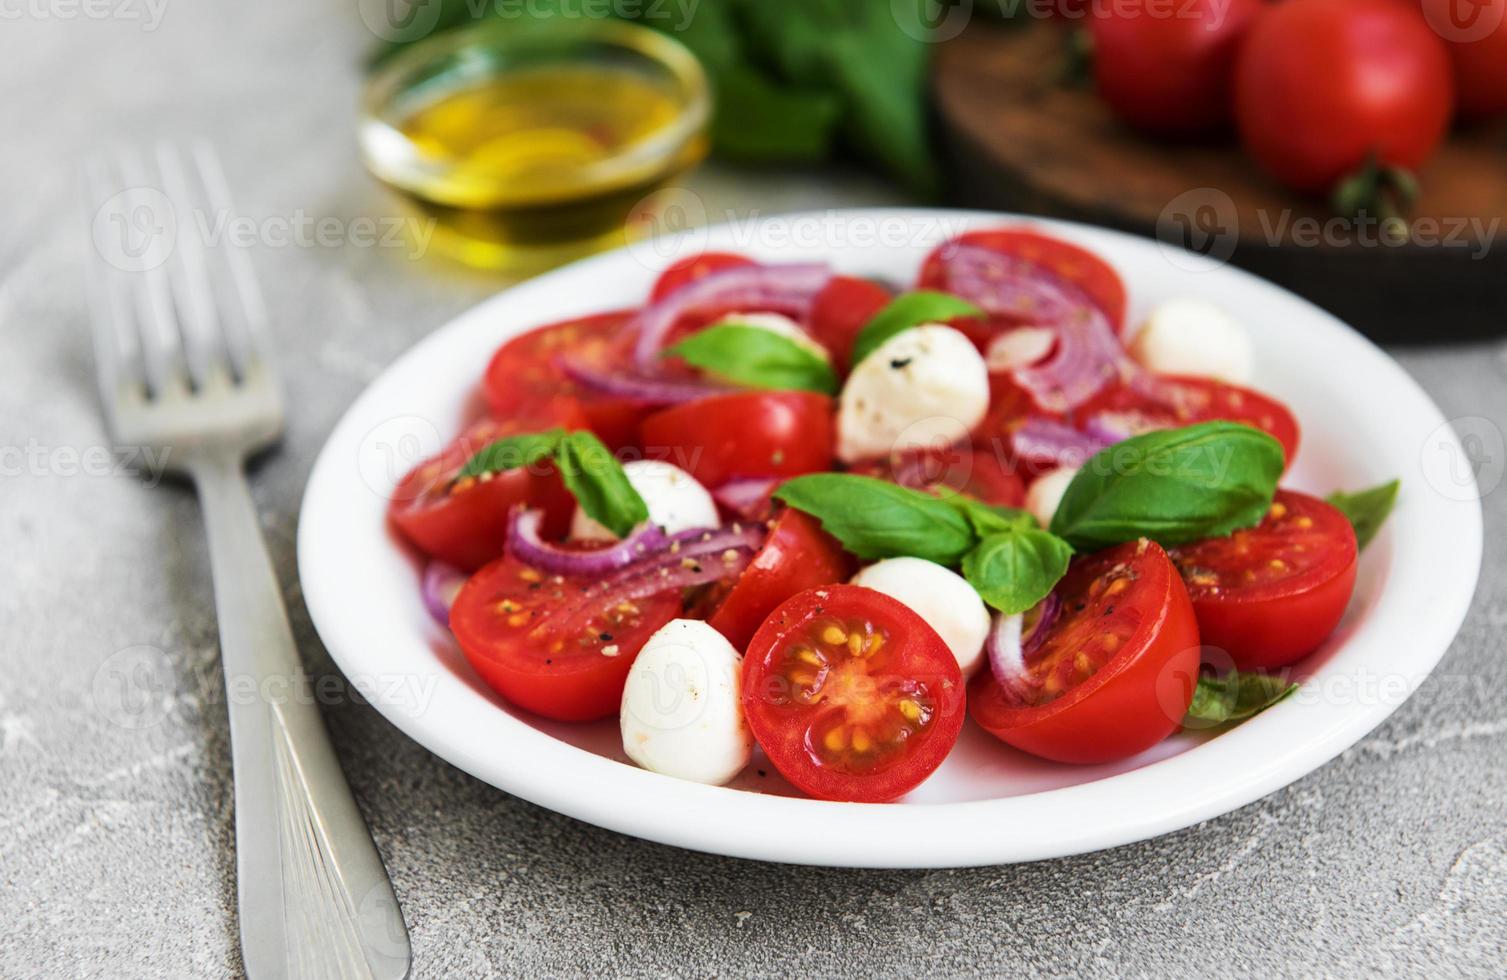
298,208,1482,867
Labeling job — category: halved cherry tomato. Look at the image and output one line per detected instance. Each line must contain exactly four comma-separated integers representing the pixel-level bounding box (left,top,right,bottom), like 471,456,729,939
742,585,965,802
1169,490,1357,671
451,554,682,721
707,509,855,650
849,443,1026,509
970,539,1201,765
918,229,1128,333
483,311,652,452
806,275,893,368
649,252,758,302
638,390,835,488
1080,375,1302,467
389,418,575,571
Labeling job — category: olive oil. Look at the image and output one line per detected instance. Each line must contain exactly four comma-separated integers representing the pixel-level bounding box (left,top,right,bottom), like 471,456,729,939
381,66,707,271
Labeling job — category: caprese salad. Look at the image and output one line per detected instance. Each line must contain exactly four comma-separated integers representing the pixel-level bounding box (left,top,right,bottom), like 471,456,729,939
391,228,1399,803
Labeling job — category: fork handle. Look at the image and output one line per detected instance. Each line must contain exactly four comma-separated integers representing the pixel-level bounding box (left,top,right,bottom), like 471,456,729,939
193,452,410,980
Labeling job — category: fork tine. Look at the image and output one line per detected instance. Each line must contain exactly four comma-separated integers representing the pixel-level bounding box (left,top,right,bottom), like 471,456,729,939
114,146,190,398
82,156,148,415
156,141,232,390
191,140,272,377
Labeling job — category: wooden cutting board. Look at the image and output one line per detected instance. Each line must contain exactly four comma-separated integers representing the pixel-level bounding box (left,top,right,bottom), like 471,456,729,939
932,20,1507,343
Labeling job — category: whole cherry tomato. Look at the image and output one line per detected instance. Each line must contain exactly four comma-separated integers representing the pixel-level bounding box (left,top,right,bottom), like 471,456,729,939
1234,0,1455,194
1089,0,1264,136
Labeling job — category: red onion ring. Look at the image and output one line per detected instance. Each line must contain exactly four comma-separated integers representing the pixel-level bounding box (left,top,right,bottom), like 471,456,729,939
1081,410,1170,445
420,560,467,628
985,593,1063,705
506,507,670,576
1010,418,1113,469
938,245,1128,413
631,262,832,370
557,354,728,406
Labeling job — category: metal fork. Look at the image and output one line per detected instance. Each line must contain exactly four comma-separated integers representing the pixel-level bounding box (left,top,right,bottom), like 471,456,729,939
84,142,410,980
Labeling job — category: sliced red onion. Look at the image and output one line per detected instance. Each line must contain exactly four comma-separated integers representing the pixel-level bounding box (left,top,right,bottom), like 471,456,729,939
939,245,1127,413
1081,410,1170,445
985,326,1056,372
421,561,467,627
506,507,669,576
1010,418,1113,469
985,593,1062,704
632,262,832,370
557,354,728,406
1022,592,1061,657
711,477,780,520
985,612,1036,706
548,522,765,627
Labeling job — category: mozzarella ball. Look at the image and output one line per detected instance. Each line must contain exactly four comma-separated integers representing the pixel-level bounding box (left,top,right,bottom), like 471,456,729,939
1026,466,1079,528
620,619,753,785
1129,297,1253,385
714,311,829,360
571,459,718,542
850,557,990,678
837,324,989,463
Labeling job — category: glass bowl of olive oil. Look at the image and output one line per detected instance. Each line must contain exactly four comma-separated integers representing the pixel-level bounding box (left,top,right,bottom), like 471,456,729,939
361,19,710,273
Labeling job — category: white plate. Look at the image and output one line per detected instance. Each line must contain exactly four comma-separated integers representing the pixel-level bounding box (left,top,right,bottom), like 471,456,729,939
298,209,1482,867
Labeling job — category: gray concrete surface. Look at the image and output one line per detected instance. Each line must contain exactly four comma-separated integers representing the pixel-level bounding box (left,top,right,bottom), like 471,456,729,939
2,4,1504,978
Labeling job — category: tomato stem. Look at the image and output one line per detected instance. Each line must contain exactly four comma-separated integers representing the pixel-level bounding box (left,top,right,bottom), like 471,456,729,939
1330,155,1419,238
1060,28,1094,89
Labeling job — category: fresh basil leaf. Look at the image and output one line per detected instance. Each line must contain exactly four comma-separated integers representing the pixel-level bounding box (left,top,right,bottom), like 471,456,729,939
941,492,1038,537
1050,422,1284,551
665,323,838,394
1184,670,1298,728
1326,479,1399,550
962,526,1073,615
774,474,976,565
554,431,649,538
457,429,564,480
850,291,984,367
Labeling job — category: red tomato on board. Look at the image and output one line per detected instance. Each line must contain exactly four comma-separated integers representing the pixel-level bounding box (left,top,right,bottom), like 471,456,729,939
1169,490,1358,671
389,418,575,572
1421,0,1507,120
806,275,893,368
1089,0,1264,136
483,311,653,452
742,585,966,802
918,229,1128,333
707,509,856,651
450,554,683,722
638,390,835,488
1234,0,1455,193
1081,375,1302,467
849,443,1027,509
649,252,758,303
970,539,1201,765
